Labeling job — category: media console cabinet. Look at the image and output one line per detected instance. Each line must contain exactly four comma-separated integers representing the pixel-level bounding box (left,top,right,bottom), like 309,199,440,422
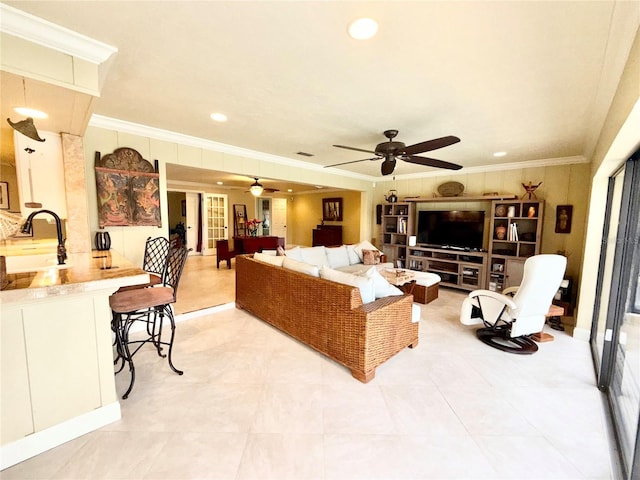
380,194,543,291
407,246,487,291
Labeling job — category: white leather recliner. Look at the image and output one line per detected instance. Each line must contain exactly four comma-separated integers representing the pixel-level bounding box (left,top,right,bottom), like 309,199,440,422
460,254,567,354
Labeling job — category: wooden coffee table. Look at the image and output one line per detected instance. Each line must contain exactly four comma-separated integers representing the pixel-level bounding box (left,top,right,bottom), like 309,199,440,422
381,268,415,286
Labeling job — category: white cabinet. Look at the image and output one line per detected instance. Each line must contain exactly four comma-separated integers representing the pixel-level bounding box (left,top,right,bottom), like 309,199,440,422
22,297,102,431
14,130,67,218
0,306,34,444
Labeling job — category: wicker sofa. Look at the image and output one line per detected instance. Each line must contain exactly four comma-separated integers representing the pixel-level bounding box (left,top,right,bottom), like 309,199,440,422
235,254,418,382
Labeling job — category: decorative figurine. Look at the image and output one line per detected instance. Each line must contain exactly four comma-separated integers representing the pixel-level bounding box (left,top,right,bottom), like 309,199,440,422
521,181,542,199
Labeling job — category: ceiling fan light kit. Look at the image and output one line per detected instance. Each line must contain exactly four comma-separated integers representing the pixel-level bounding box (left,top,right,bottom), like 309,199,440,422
249,178,264,197
326,129,463,176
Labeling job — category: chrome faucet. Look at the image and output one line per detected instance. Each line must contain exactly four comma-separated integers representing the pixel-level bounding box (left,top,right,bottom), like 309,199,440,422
20,209,67,265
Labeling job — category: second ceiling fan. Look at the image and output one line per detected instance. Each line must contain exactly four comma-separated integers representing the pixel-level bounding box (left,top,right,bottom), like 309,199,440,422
326,129,462,176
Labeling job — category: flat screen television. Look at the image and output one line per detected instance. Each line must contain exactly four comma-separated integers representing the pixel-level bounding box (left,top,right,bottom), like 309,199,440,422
416,210,485,250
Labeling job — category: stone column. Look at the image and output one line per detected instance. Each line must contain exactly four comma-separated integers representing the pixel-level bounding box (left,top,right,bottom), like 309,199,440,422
61,133,91,253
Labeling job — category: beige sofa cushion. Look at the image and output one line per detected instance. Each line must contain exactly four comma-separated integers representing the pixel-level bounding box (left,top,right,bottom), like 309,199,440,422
284,246,304,261
320,266,375,304
300,246,330,267
326,245,350,269
254,252,284,266
283,257,320,277
362,267,403,298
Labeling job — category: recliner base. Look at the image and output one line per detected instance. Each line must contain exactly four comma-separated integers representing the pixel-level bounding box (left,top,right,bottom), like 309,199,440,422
476,326,538,354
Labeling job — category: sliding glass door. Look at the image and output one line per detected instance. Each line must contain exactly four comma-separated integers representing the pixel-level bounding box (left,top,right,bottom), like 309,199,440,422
591,152,640,479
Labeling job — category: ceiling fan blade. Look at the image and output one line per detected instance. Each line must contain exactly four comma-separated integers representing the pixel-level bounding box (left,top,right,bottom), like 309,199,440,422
401,136,460,155
402,155,462,170
324,157,378,168
333,144,377,154
381,158,396,176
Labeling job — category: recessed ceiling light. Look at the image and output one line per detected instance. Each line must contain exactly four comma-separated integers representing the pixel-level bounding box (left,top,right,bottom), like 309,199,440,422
493,151,507,157
348,18,378,40
216,181,223,185
287,189,293,193
210,112,227,122
14,107,47,119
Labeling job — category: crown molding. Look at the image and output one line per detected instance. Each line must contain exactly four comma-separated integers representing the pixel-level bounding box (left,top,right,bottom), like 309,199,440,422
388,155,589,182
0,3,117,64
89,114,375,182
89,115,588,185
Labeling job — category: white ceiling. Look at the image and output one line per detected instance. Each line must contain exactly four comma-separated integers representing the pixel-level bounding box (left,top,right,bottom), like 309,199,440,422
2,1,639,184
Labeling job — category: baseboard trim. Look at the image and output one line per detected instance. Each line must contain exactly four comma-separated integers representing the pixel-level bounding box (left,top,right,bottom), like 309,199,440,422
572,327,591,342
0,402,121,470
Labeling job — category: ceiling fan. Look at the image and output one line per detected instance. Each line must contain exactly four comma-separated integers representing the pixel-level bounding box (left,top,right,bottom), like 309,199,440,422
246,177,279,196
325,130,462,176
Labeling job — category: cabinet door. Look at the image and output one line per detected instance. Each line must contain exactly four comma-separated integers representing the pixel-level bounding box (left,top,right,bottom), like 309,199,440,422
505,259,525,289
0,307,34,444
22,297,101,431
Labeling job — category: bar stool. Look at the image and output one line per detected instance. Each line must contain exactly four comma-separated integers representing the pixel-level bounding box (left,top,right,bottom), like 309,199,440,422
119,236,171,292
110,245,190,399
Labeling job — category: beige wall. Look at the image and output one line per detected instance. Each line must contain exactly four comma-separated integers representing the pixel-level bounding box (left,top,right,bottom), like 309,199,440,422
83,125,370,266
289,190,362,246
372,162,591,282
572,25,640,339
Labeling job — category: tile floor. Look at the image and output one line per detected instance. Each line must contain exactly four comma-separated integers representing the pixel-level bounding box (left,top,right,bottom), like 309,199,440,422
2,258,617,479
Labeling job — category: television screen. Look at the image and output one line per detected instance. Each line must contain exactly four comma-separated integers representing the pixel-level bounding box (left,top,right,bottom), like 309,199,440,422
416,210,485,250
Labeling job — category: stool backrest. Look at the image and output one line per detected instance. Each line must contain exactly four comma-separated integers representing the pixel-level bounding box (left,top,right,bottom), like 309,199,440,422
143,237,171,278
164,245,191,301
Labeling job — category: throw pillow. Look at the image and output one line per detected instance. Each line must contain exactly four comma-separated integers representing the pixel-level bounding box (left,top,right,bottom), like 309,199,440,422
277,245,286,256
363,249,382,265
319,266,375,304
326,245,350,269
254,252,285,266
353,240,379,262
346,245,361,265
283,257,320,277
362,267,403,298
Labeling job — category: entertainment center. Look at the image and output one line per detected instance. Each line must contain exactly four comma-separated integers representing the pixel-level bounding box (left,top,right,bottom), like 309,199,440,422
380,196,544,291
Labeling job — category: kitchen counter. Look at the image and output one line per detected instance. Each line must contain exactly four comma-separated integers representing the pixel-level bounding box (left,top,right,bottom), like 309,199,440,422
1,250,148,303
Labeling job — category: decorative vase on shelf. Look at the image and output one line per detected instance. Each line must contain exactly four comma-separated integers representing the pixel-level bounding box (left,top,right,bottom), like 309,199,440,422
95,231,111,251
495,225,507,240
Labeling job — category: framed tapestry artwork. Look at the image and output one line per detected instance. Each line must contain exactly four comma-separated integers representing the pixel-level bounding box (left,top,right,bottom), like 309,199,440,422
95,148,161,227
322,197,343,222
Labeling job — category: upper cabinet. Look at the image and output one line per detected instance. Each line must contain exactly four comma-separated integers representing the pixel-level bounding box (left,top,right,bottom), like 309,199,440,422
14,130,67,218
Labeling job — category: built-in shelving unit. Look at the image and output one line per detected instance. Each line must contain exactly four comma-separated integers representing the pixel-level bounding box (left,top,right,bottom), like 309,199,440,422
487,199,544,292
407,246,487,291
381,202,415,267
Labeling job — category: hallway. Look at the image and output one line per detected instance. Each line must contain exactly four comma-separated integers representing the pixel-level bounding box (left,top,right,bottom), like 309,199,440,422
174,254,236,315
